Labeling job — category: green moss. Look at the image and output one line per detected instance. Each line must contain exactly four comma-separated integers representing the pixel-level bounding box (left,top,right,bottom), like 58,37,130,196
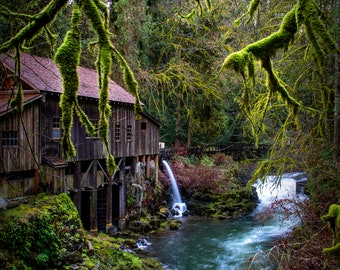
112,47,143,118
321,204,340,257
54,4,82,159
247,0,260,22
221,0,339,121
0,0,68,54
0,193,83,266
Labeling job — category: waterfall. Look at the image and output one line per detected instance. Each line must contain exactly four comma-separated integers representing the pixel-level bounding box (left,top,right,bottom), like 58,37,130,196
249,171,308,244
162,160,187,217
147,172,308,269
254,172,308,213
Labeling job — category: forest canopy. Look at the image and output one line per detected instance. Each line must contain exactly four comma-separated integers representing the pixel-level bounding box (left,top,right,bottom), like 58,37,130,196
0,0,339,168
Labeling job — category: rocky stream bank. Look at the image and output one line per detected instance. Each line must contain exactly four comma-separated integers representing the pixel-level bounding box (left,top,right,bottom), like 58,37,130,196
0,156,258,269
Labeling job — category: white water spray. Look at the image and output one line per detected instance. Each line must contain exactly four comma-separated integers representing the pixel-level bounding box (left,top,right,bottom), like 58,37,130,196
147,172,308,269
162,160,187,217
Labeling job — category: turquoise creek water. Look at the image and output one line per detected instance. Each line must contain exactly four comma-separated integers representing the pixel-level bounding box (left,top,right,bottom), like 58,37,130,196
145,173,308,270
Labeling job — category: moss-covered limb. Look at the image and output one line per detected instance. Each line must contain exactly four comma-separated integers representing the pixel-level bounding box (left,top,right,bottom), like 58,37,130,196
0,0,68,54
92,0,109,29
82,0,110,44
10,48,24,112
247,0,261,22
247,6,298,60
321,204,340,257
106,154,118,175
97,44,112,145
0,5,35,20
75,100,96,136
54,4,82,159
81,0,121,174
261,58,300,112
220,50,253,80
81,0,114,168
83,0,143,118
296,0,339,68
112,46,143,118
296,0,338,52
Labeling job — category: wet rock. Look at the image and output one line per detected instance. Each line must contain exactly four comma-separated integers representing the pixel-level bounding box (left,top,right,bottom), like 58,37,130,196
169,220,182,230
159,207,171,219
62,250,83,264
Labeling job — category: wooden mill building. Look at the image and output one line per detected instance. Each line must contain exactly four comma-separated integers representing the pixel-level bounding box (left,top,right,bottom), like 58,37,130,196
0,52,160,233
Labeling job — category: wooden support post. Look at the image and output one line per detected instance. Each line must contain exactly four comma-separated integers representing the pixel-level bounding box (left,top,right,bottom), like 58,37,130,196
90,161,98,236
118,158,127,230
73,162,81,213
146,155,151,179
155,154,159,185
106,178,112,233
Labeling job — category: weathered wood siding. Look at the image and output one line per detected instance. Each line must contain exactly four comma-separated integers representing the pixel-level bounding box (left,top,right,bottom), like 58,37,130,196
135,114,160,156
0,101,39,173
41,93,108,161
40,93,62,157
111,103,136,158
40,92,160,164
74,97,107,161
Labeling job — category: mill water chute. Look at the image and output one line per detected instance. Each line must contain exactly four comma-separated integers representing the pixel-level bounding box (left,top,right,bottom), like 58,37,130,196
162,160,187,217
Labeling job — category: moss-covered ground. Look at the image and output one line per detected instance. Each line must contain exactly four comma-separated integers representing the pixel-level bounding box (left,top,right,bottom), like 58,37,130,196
0,193,162,269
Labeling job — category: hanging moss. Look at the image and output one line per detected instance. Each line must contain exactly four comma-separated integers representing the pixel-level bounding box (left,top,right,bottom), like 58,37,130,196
54,4,82,159
97,44,112,144
0,0,68,54
81,0,143,173
75,101,96,136
220,1,339,115
10,48,24,112
321,204,340,257
247,0,260,22
112,47,143,118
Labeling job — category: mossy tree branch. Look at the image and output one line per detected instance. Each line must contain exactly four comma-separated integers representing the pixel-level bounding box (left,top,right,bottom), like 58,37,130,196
54,4,82,159
81,0,142,173
220,0,339,146
0,0,142,174
321,204,340,257
0,0,68,54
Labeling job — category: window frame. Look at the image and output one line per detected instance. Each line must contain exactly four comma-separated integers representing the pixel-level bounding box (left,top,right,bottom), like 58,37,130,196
127,122,132,142
85,119,99,139
52,117,61,140
2,130,18,147
115,124,121,142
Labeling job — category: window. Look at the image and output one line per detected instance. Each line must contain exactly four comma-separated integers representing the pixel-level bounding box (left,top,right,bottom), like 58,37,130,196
127,122,132,141
141,122,147,130
52,117,61,140
115,124,120,142
2,131,18,147
86,119,99,139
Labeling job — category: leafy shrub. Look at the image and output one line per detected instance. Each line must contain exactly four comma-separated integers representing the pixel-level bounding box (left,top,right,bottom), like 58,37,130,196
200,155,214,167
35,253,49,267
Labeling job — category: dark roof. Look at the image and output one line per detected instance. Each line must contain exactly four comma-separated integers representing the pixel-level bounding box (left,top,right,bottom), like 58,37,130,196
0,52,136,104
0,91,41,116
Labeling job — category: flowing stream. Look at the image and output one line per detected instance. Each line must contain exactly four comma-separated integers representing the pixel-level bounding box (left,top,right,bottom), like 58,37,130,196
145,172,308,270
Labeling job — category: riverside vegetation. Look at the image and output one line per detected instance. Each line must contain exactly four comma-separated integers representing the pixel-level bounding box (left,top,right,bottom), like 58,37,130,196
0,153,258,269
0,153,339,269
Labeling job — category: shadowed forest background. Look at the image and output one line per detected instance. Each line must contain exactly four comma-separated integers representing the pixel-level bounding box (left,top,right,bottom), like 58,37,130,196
0,0,339,269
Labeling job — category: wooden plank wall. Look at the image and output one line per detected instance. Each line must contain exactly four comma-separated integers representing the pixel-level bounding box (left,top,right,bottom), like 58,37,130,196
40,93,160,162
74,97,107,161
111,103,136,158
0,101,39,173
135,114,160,156
40,93,62,157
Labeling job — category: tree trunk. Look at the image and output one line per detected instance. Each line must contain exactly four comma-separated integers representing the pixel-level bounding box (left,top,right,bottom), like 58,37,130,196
175,96,182,148
334,0,340,162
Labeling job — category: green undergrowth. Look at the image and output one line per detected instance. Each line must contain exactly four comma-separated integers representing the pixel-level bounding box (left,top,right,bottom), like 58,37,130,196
0,193,162,269
159,154,258,219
